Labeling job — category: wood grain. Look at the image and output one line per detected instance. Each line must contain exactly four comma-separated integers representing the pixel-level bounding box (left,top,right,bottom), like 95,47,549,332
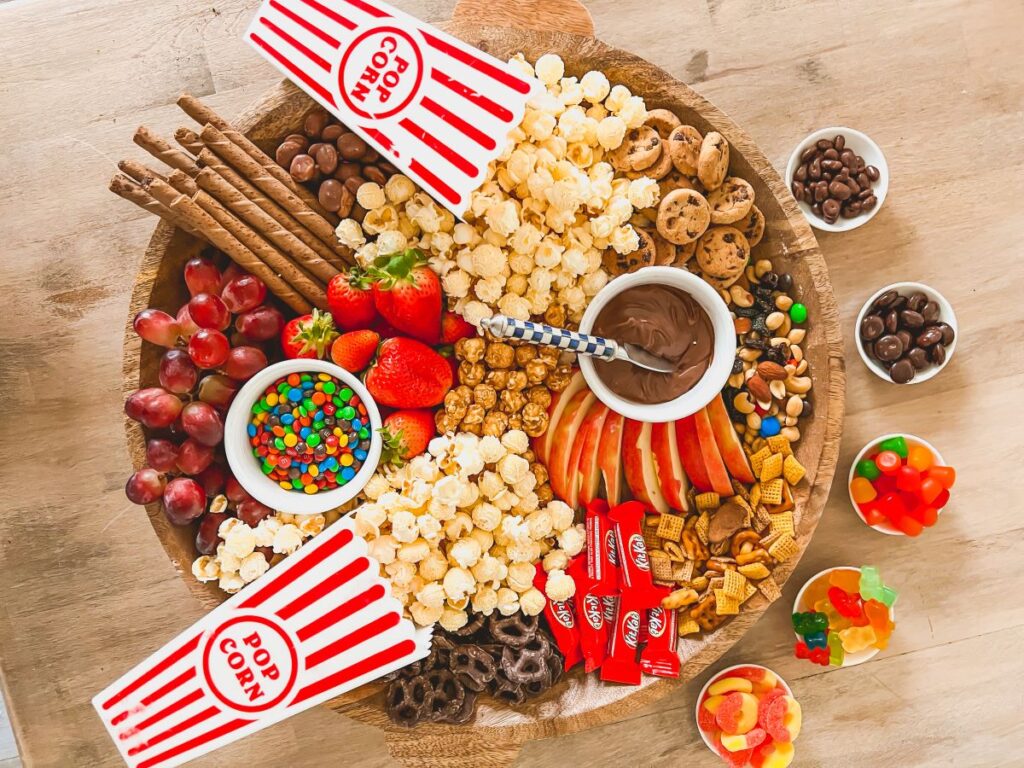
1,0,1022,766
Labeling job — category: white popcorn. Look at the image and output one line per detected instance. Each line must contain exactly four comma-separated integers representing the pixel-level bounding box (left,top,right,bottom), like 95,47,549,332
496,587,521,616
390,510,419,543
368,535,398,565
496,293,531,320
515,491,540,514
439,608,469,632
559,77,585,106
456,482,480,508
534,53,565,85
192,556,220,583
610,224,641,254
497,454,530,485
474,276,505,304
559,525,587,557
523,109,557,141
506,538,541,564
224,524,256,559
418,550,448,581
469,242,505,278
461,300,493,327
354,502,387,538
335,218,366,249
507,53,535,79
519,587,546,616
547,500,575,531
431,474,463,507
628,177,660,210
471,501,502,532
376,229,408,256
239,552,270,583
219,572,245,594
545,569,576,602
272,523,303,555
605,84,632,112
580,70,611,103
491,488,520,512
526,508,554,540
445,512,474,540
398,538,431,564
477,435,506,464
485,200,520,237
449,537,483,569
443,567,476,601
506,561,535,592
384,174,416,204
472,586,499,615
468,527,494,555
386,559,417,587
542,549,569,573
362,205,398,235
410,600,444,627
498,430,528,455
596,115,627,149
416,581,446,610
363,474,390,500
617,95,648,128
472,554,506,586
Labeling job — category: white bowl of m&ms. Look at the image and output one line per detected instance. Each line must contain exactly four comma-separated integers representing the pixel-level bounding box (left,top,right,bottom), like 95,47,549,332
848,433,955,536
695,664,801,767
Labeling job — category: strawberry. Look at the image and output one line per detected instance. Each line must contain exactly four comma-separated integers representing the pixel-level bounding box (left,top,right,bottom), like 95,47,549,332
330,329,380,373
364,337,453,408
380,409,436,465
366,249,442,344
280,309,338,359
326,269,377,331
440,311,477,344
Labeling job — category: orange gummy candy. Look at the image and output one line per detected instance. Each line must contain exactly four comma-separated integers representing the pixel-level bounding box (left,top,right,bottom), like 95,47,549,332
800,575,832,611
829,569,863,595
864,599,894,650
815,597,852,632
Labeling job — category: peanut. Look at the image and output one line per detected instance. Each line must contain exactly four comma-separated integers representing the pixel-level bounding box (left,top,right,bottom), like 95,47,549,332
754,259,773,278
781,426,800,442
795,359,809,375
746,412,762,431
765,311,785,331
785,395,803,418
769,379,787,400
738,347,762,362
788,328,806,345
775,295,793,311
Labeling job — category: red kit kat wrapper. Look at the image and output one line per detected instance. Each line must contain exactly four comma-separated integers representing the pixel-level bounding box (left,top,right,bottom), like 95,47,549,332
585,499,619,596
640,606,679,678
608,501,662,607
534,564,582,671
568,557,607,673
599,590,644,686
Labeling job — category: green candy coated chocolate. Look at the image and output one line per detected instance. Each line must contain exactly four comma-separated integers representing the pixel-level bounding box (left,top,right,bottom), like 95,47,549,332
358,428,369,439
340,406,356,419
303,398,316,412
323,381,337,394
856,459,881,480
879,436,908,458
307,434,322,448
340,388,354,401
790,303,808,324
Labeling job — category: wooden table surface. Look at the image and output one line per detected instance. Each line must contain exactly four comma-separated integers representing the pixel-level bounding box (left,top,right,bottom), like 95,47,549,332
1,0,1022,766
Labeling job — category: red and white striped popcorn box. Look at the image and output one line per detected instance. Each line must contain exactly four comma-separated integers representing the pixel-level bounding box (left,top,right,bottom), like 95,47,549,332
245,0,540,215
93,518,431,768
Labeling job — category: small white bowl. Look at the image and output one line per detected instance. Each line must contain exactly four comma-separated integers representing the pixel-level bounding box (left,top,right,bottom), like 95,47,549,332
785,126,888,232
792,566,895,667
578,266,735,423
848,433,946,536
695,664,793,755
224,359,382,514
855,282,958,385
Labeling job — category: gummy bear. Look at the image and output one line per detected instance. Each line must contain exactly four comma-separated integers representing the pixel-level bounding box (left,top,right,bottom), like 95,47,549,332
803,630,827,649
794,641,829,667
827,631,845,666
814,598,852,632
800,574,832,610
838,624,877,653
791,611,828,636
863,599,894,650
828,569,862,594
859,565,898,607
828,586,866,621
879,436,908,458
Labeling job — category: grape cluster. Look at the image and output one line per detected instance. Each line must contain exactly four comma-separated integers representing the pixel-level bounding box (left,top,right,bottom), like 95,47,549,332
124,255,284,550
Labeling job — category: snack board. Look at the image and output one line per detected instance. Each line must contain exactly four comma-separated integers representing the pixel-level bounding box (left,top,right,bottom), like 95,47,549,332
117,13,843,768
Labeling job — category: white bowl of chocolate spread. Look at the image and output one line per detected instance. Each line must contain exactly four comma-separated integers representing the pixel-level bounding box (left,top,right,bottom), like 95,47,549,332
579,267,736,423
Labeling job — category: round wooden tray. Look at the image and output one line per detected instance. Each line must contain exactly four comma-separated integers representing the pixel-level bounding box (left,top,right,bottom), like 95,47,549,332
122,2,844,765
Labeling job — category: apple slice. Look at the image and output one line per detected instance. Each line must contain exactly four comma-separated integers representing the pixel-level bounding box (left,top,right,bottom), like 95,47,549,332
694,406,734,496
576,402,610,507
638,422,671,514
707,393,755,483
675,415,712,492
597,411,625,505
651,421,689,512
533,370,586,465
623,421,670,514
548,389,596,503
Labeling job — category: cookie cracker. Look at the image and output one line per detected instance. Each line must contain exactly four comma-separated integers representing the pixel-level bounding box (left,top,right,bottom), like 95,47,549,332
694,225,750,280
667,124,703,176
706,176,755,225
608,125,662,172
697,131,730,190
656,188,711,246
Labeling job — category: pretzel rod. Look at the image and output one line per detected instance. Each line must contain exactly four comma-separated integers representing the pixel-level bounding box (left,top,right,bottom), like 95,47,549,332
177,93,337,224
109,175,201,237
133,126,199,177
117,159,166,185
196,148,349,269
195,167,340,284
166,169,198,197
198,126,350,264
174,126,204,156
144,177,312,314
185,181,329,309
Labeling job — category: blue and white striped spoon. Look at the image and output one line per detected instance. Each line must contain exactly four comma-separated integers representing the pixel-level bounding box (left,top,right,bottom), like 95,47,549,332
478,315,675,373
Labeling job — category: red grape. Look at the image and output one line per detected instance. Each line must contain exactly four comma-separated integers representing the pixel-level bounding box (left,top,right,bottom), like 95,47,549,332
125,468,166,504
236,305,285,341
176,438,214,475
222,275,267,313
219,262,244,292
125,388,183,429
195,511,230,555
196,464,227,496
181,401,224,446
225,473,252,504
146,438,180,472
176,304,200,340
237,499,274,527
184,257,221,296
134,308,181,347
197,374,239,408
189,293,231,330
159,349,198,394
163,477,207,525
224,346,268,380
188,328,230,368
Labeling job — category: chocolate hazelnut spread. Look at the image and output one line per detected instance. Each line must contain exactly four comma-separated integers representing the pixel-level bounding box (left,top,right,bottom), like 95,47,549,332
591,284,714,404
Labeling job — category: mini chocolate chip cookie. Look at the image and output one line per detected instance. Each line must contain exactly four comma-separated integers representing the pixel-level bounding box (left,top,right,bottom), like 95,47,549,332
608,125,661,172
673,239,697,266
695,225,750,280
644,108,682,138
602,230,656,275
706,176,754,224
642,226,679,265
738,205,765,247
667,125,703,176
656,188,711,246
627,144,673,180
697,131,730,190
658,171,702,200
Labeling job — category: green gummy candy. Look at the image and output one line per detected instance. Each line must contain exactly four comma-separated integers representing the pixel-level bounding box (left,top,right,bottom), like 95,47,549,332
877,586,899,607
879,436,908,457
828,631,845,666
856,459,881,480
